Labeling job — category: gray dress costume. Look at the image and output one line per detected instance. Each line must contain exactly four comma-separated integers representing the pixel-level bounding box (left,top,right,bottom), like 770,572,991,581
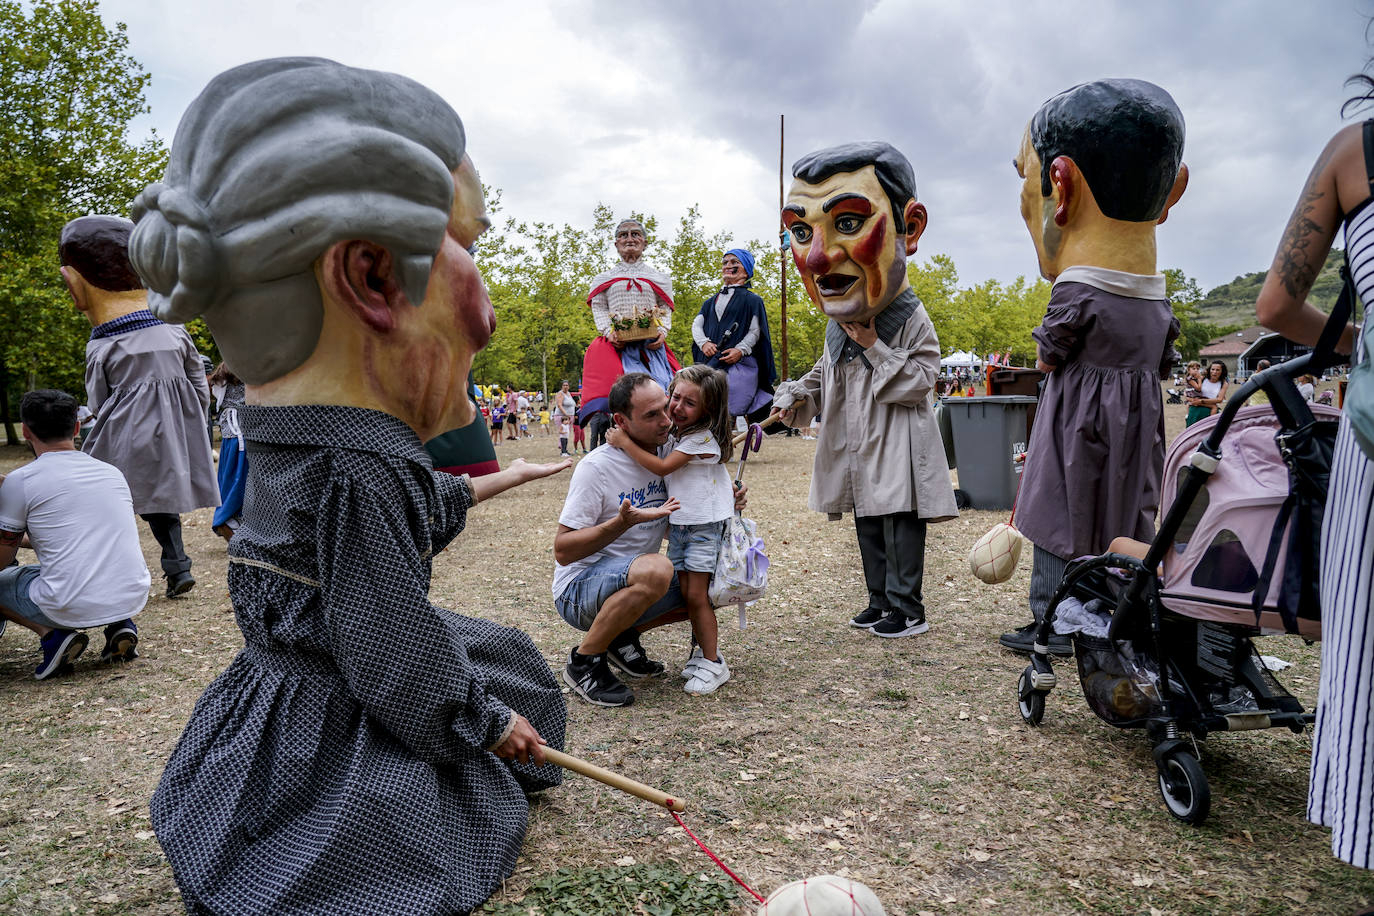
1016,279,1180,560
152,405,567,915
82,321,218,515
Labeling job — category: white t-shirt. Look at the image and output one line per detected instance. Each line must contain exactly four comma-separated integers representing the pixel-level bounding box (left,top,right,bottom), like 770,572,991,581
0,450,150,627
665,431,734,525
553,443,670,599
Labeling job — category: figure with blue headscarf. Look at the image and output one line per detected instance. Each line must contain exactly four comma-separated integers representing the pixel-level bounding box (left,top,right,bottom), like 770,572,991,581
691,248,777,419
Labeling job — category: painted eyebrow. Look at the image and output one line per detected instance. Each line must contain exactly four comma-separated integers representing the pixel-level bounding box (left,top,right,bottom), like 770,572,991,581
782,203,806,216
821,193,873,214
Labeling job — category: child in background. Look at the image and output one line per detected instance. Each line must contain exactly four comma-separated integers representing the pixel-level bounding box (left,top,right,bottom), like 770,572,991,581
519,409,531,439
539,408,551,435
606,365,736,695
490,401,506,446
571,419,587,454
208,363,247,541
557,417,571,457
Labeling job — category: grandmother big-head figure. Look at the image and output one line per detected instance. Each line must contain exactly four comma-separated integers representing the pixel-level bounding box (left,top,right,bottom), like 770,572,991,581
128,57,493,442
1014,77,1188,281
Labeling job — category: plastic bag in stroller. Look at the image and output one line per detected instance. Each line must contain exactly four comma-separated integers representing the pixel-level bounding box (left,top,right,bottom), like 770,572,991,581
1013,355,1339,825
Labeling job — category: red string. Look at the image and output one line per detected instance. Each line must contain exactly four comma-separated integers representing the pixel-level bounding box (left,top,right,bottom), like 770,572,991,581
671,810,766,904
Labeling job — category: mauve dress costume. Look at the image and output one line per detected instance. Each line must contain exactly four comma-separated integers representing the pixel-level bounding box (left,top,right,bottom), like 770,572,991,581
152,405,567,915
1016,268,1180,561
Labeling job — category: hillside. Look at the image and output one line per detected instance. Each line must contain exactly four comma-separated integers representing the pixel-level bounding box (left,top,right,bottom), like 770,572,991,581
1195,248,1346,328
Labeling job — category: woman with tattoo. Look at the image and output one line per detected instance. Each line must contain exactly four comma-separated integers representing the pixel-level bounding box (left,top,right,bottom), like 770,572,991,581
1256,60,1372,871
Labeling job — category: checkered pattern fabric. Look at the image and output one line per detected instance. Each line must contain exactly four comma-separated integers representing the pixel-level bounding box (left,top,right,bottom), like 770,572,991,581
587,259,675,336
152,404,566,915
89,308,164,339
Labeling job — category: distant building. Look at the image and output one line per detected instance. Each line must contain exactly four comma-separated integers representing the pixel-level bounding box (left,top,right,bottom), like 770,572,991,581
1198,325,1319,376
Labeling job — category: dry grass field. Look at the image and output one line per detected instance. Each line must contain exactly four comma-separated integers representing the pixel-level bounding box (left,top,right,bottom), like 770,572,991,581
0,385,1370,915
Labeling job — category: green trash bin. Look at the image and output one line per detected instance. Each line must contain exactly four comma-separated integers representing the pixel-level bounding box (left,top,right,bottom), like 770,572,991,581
944,395,1036,510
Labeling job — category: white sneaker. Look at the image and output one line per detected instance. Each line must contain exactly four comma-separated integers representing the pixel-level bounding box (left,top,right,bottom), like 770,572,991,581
680,645,704,679
684,655,731,695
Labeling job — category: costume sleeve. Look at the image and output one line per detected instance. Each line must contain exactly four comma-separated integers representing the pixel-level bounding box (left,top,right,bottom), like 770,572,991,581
737,315,761,356
431,471,473,553
589,289,613,336
773,356,825,427
183,335,211,411
1030,302,1085,367
315,472,512,762
866,311,940,407
1159,313,1182,379
692,312,709,347
84,348,109,416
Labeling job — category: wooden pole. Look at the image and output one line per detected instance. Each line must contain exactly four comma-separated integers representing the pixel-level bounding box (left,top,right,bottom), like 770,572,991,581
778,113,789,380
542,747,686,812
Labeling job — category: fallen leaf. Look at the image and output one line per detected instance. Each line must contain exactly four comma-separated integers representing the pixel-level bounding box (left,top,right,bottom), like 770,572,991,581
614,856,636,866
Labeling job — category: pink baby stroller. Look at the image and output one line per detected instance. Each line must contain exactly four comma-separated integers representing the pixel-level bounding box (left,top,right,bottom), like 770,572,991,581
1013,356,1339,824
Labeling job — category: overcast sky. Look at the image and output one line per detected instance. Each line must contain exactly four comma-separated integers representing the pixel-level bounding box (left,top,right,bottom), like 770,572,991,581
101,0,1372,293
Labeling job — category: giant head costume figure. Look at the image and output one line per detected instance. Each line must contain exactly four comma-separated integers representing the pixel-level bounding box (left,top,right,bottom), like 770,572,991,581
782,142,927,324
1015,78,1187,280
59,216,148,326
128,57,493,441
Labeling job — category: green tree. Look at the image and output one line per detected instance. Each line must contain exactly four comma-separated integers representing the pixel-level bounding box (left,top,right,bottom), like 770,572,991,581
1166,267,1235,361
0,0,167,441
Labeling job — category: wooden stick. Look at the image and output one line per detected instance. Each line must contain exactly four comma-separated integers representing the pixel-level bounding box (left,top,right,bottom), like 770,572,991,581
732,412,782,448
542,747,686,812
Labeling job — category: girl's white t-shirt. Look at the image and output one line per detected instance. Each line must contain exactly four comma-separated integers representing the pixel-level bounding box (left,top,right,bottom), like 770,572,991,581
666,431,734,525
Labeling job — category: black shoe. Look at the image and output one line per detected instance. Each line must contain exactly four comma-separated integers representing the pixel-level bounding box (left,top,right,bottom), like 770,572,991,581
871,609,930,638
849,607,887,629
606,630,665,679
100,620,139,662
562,649,634,707
998,622,1072,657
165,571,195,599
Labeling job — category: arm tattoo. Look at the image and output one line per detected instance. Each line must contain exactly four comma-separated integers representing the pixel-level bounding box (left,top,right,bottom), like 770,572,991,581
1276,144,1336,300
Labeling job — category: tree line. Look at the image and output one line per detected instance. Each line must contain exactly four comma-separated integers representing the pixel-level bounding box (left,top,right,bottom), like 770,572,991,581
1,0,1234,443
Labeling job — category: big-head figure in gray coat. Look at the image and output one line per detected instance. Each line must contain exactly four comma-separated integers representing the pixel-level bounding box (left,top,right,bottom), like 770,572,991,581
774,142,958,639
60,215,218,598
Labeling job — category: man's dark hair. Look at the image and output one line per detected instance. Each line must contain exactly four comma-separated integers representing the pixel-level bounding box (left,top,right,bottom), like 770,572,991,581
1029,78,1184,222
609,372,656,417
791,141,917,232
59,216,144,292
21,390,79,443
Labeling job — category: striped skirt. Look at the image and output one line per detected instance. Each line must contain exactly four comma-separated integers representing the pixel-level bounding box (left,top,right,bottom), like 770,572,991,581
1310,415,1374,868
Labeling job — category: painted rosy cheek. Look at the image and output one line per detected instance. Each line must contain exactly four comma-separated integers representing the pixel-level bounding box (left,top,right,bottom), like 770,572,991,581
851,212,887,267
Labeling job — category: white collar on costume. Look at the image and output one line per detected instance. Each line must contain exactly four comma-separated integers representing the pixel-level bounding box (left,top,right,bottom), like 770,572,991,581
1053,265,1166,300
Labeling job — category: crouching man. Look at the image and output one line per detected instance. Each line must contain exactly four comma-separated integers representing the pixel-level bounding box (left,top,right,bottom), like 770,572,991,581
0,390,150,679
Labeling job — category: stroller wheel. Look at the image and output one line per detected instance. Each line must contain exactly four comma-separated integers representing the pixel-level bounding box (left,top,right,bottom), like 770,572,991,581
1017,667,1045,726
1157,749,1210,825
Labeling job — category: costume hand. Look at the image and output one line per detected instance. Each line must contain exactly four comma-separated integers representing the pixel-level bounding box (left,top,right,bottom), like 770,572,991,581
605,427,627,449
732,483,748,511
719,347,743,365
778,407,798,427
645,328,667,351
509,456,573,482
700,341,718,358
618,496,680,526
493,713,547,766
607,329,624,348
840,319,877,349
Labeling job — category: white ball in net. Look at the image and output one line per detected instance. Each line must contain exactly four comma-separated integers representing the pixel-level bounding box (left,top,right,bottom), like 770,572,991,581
757,875,886,915
969,522,1023,584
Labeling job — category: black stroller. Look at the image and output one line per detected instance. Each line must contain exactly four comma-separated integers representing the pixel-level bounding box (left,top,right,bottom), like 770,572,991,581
1014,354,1339,824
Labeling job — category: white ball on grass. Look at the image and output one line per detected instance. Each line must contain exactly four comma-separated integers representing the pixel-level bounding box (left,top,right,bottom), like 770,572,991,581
969,522,1023,584
757,875,886,915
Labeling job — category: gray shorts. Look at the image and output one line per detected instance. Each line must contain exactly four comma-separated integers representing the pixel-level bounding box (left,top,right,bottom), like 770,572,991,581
0,565,61,629
555,554,683,631
666,521,725,573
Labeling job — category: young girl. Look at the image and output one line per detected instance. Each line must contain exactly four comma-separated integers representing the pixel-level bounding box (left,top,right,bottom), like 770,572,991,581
208,362,247,541
489,401,506,445
606,364,736,695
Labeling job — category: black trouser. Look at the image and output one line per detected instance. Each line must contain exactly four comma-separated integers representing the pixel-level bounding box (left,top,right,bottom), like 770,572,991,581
587,413,610,451
854,511,927,618
141,513,192,577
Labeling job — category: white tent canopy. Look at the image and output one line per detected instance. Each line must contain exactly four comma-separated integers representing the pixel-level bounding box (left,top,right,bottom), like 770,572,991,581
940,350,984,369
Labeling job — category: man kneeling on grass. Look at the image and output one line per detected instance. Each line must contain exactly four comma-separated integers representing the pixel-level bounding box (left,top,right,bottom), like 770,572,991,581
0,390,149,679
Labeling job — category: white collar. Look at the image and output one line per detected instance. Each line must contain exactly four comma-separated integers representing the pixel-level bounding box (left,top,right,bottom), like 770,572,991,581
1053,265,1166,300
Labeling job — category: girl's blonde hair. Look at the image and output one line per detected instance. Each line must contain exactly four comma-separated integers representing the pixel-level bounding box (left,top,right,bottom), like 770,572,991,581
669,364,734,463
